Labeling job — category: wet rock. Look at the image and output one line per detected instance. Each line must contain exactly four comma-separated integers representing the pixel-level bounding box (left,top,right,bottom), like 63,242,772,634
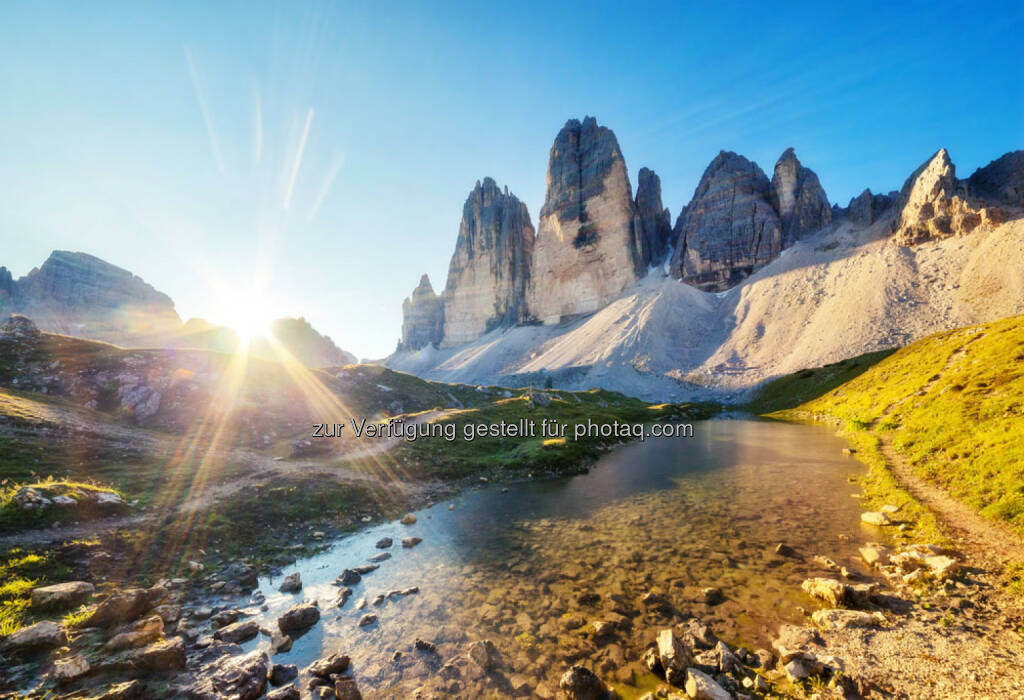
309,652,351,677
269,632,293,654
193,606,213,620
30,581,94,610
559,664,609,700
189,649,268,699
133,637,186,672
859,543,890,568
277,603,320,633
657,628,692,686
353,564,379,575
400,513,417,525
415,638,437,653
269,662,299,685
214,619,260,644
105,614,164,651
467,639,499,670
685,668,731,700
375,537,393,549
358,613,378,627
811,609,885,630
402,536,423,548
369,552,391,563
53,654,91,683
210,609,241,628
152,604,181,623
336,587,353,608
2,620,67,650
278,572,302,593
84,586,166,628
337,569,361,585
774,543,799,559
334,676,364,700
266,686,300,700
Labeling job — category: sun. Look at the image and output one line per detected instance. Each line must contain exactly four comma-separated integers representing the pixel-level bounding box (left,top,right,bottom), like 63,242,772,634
232,306,272,343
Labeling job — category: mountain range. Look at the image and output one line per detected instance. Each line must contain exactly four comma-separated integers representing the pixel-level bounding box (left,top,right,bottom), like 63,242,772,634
389,117,1023,400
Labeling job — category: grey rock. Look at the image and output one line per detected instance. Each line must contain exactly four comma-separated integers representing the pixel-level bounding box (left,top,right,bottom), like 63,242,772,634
634,167,674,267
278,572,302,593
188,649,268,700
399,274,444,351
770,147,832,245
30,580,94,610
277,603,320,633
966,150,1024,208
213,620,259,643
846,188,893,226
308,652,351,677
269,662,298,686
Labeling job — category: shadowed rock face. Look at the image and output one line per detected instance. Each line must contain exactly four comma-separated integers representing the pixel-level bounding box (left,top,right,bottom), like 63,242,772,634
966,150,1024,208
442,178,535,346
0,251,181,344
527,117,642,324
845,189,894,227
400,275,444,351
670,151,783,291
634,167,674,267
264,318,356,367
771,148,832,246
892,149,1003,245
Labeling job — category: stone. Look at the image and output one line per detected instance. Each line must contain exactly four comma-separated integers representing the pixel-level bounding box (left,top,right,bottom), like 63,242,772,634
105,614,164,651
925,555,960,581
467,639,498,670
634,167,674,267
133,637,186,672
30,581,94,609
892,148,1002,245
415,638,437,653
269,632,293,654
266,686,300,700
861,511,892,526
859,543,890,567
152,604,181,623
528,117,643,325
375,537,393,549
559,664,608,700
337,569,361,585
714,641,743,675
277,603,320,633
774,543,798,558
402,536,422,548
812,609,885,630
770,147,832,245
801,577,848,607
278,572,302,593
83,586,165,628
966,150,1024,208
3,620,67,650
670,151,782,290
685,668,731,700
189,649,268,700
440,178,536,346
700,587,724,605
399,274,444,351
368,552,391,563
53,654,91,682
309,652,351,677
657,628,692,686
269,662,299,685
214,619,260,643
400,513,417,525
334,676,364,700
358,613,377,627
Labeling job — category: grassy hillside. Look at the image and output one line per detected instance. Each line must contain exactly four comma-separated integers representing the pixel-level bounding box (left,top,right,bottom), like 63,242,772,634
753,315,1024,538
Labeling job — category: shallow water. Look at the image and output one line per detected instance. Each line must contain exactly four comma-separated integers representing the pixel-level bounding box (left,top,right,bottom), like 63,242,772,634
232,418,873,697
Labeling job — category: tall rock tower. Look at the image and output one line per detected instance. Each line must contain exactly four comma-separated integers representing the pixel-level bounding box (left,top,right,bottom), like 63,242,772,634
527,117,642,325
441,178,535,346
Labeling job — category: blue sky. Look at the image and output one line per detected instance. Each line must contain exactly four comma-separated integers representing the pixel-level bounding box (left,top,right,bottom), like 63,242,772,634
1,1,1021,358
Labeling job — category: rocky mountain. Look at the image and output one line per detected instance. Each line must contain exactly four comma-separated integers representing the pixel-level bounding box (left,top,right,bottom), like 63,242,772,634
399,275,444,351
0,251,182,345
262,317,357,367
633,167,673,268
669,151,783,291
891,149,1004,245
441,178,534,346
527,117,643,324
844,189,894,227
967,151,1024,207
770,147,832,246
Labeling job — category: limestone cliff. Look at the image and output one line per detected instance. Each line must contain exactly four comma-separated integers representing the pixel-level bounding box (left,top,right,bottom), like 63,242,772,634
527,117,642,324
442,178,535,345
770,148,832,245
892,149,1003,246
670,151,783,291
634,167,673,267
0,251,181,345
844,189,894,227
399,274,444,351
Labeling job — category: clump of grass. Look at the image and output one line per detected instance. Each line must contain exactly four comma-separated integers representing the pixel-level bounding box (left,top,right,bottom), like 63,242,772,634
0,547,70,634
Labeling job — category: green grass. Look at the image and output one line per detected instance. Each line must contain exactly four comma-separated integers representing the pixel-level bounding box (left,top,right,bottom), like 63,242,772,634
0,547,71,635
0,476,130,531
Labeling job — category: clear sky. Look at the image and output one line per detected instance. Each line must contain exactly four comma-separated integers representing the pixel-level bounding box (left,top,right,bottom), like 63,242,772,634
1,1,1021,358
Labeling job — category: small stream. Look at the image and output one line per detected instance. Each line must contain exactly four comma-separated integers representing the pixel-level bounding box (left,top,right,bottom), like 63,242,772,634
228,418,873,697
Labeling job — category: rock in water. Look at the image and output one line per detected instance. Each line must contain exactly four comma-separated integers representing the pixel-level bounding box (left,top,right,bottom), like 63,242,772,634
634,167,674,267
399,274,444,351
277,603,320,633
558,664,608,700
685,667,731,700
770,147,832,246
278,572,302,593
892,148,1002,245
656,627,692,686
441,178,535,346
189,650,268,700
134,637,187,672
527,117,642,325
670,151,783,291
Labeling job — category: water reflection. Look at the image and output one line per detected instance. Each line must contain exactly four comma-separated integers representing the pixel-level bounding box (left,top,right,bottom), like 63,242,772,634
235,419,869,698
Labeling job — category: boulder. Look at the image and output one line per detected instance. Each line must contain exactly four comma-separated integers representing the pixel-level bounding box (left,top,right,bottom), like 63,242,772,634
278,572,302,593
859,543,890,567
861,511,892,526
334,677,363,700
801,577,847,607
656,628,691,686
93,680,144,699
308,652,351,678
133,637,186,672
83,586,166,628
277,603,320,633
105,614,164,651
3,620,67,650
31,581,95,610
214,619,260,643
269,662,298,686
375,537,393,549
559,664,608,700
53,654,91,683
400,513,417,525
402,536,422,548
685,667,731,700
